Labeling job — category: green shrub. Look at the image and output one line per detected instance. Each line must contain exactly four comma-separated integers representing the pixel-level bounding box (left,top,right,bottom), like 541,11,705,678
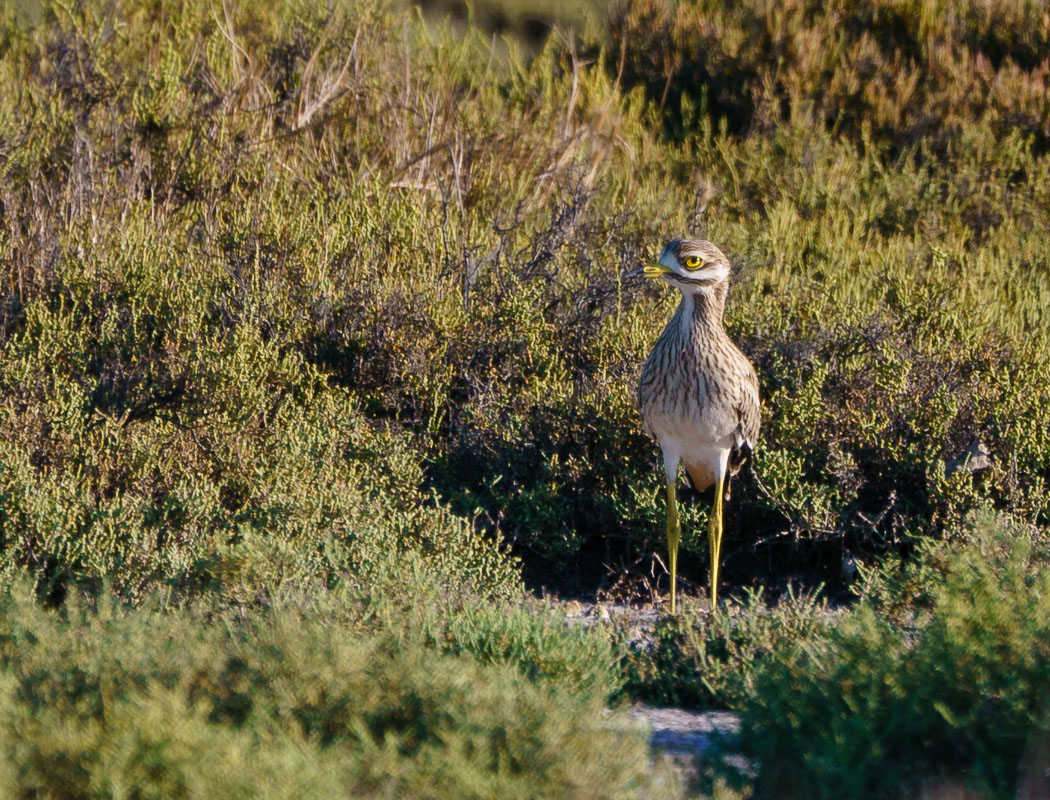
611,0,1050,153
4,0,1050,602
620,588,832,710
431,598,626,700
0,336,521,604
736,511,1050,799
0,579,674,800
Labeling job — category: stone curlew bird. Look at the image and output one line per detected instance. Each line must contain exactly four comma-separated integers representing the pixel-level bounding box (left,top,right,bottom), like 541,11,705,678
638,238,760,612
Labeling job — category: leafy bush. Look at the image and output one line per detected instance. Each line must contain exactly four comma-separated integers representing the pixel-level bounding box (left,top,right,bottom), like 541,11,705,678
611,0,1050,154
3,0,1050,602
620,588,832,710
434,598,626,700
0,578,672,800
736,511,1050,799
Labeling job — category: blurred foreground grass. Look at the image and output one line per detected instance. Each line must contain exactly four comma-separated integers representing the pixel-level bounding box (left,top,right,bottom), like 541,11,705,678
1,0,1050,795
0,581,667,799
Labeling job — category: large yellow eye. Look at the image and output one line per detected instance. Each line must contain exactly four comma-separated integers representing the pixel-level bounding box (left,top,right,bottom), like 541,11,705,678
684,256,703,269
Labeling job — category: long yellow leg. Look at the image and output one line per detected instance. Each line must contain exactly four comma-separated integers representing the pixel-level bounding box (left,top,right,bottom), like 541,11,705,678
666,482,680,614
708,475,725,607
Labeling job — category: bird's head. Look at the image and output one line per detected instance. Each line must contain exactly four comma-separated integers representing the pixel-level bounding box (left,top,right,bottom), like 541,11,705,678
643,239,730,295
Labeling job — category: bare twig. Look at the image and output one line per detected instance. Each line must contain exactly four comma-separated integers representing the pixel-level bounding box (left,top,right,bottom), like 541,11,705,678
294,22,358,130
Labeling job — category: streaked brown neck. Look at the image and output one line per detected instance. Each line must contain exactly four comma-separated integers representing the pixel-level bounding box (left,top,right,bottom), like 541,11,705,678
683,282,728,333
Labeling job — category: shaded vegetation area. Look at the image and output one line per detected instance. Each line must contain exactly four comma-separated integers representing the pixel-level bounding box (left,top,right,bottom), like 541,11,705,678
0,0,1049,795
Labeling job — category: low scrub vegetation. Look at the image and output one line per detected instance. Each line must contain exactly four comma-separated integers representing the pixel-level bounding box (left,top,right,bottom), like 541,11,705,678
735,511,1050,800
0,580,665,799
1,0,1049,795
620,587,832,711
